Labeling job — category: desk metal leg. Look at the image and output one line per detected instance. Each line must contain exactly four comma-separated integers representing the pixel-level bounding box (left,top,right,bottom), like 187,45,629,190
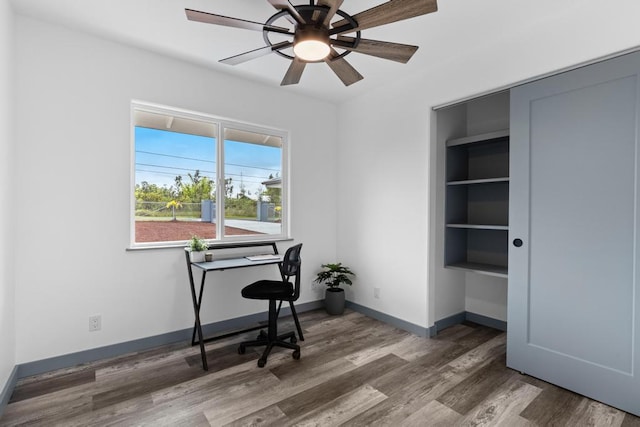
186,255,208,371
191,274,206,346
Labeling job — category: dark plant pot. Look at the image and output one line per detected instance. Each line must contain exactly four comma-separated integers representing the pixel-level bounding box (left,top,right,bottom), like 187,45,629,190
325,288,345,315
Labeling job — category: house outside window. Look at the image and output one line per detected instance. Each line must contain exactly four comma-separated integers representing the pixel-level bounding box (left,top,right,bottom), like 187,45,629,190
131,101,288,247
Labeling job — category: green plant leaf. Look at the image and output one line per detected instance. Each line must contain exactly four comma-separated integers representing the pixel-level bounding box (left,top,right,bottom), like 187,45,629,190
314,262,355,288
188,235,208,251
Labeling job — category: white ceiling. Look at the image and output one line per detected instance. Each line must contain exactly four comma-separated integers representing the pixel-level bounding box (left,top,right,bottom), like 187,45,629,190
8,0,615,104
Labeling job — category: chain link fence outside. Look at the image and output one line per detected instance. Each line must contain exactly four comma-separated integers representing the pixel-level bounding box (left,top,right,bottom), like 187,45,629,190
135,201,202,220
135,200,280,222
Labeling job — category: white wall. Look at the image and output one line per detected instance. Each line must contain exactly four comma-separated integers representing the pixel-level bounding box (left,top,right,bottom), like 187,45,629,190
337,88,430,327
13,16,338,364
337,1,640,330
0,0,16,387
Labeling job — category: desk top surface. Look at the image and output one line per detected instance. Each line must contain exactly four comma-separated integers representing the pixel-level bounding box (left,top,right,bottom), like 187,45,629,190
192,255,283,271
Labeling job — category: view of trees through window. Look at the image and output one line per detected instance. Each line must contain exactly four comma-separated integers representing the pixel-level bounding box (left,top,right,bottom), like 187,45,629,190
132,105,285,246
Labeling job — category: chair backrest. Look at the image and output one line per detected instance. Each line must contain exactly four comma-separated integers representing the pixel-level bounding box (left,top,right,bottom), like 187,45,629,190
281,243,302,300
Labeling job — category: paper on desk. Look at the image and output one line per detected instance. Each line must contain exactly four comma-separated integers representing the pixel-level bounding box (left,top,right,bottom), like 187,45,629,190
245,254,280,261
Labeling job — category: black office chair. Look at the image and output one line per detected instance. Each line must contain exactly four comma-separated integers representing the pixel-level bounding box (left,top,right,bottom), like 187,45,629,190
238,243,304,367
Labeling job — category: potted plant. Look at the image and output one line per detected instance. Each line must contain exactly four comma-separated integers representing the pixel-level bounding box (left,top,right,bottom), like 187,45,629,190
188,235,208,262
314,263,356,315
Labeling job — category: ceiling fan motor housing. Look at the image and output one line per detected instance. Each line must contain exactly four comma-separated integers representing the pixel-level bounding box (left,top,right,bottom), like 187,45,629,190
263,5,360,62
293,25,331,62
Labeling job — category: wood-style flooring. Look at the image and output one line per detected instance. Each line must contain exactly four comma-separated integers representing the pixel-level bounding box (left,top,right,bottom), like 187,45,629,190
2,309,639,426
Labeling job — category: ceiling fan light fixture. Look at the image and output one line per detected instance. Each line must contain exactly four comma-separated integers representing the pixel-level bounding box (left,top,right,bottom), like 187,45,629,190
293,26,330,61
294,40,330,61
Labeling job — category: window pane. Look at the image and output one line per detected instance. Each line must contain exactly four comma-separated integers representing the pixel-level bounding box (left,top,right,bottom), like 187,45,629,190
131,104,288,247
223,128,283,238
134,110,217,244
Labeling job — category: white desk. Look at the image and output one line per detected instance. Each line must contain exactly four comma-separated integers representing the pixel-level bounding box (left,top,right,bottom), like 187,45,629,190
185,242,282,371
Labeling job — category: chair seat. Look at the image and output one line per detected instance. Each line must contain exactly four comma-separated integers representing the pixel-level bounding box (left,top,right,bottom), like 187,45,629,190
241,280,294,300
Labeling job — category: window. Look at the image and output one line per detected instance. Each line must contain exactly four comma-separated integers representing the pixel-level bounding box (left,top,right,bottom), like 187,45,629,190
131,102,287,247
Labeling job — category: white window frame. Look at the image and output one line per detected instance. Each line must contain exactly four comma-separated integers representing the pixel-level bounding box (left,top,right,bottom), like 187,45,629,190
130,100,289,249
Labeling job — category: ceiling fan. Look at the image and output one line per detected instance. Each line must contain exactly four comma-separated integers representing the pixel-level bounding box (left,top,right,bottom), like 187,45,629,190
185,0,438,86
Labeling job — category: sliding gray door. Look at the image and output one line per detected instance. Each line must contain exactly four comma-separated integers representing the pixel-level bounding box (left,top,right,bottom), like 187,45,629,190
509,52,640,416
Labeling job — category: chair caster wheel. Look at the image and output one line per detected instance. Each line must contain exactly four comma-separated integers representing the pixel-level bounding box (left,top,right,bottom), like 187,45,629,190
238,345,246,354
257,358,266,368
292,350,301,360
291,336,297,344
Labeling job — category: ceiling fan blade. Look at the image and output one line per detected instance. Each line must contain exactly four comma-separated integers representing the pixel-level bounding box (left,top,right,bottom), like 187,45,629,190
331,0,437,34
311,0,344,26
333,36,418,64
324,48,363,86
220,41,292,66
266,0,306,25
185,9,291,34
281,58,307,86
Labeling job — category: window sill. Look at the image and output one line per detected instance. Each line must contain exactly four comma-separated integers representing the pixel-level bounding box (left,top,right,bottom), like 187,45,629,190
126,237,294,251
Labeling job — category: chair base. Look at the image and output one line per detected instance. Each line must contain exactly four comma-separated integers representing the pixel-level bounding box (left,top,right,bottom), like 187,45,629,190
238,330,300,367
238,299,301,367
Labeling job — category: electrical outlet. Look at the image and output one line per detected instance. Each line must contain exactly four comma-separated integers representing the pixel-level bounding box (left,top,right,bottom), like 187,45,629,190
89,315,102,332
374,287,380,299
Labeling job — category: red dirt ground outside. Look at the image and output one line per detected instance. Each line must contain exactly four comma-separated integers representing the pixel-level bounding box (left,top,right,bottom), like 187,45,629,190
135,221,259,242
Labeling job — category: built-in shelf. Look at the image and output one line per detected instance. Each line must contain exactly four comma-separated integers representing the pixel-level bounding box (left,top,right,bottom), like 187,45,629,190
446,129,510,148
446,261,508,278
447,224,509,231
445,130,510,277
447,177,510,186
